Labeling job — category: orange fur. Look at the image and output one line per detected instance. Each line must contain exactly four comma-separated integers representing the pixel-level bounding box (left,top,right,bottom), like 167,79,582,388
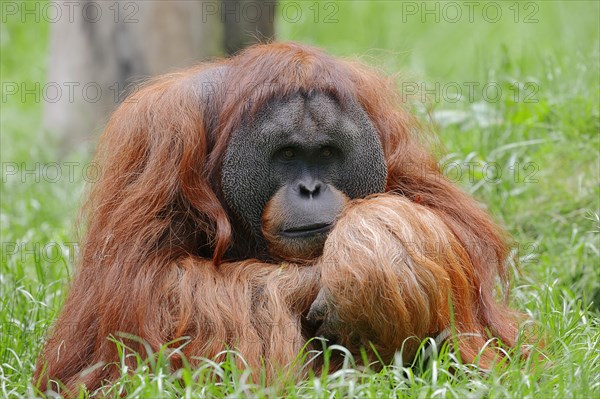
34,43,525,396
317,194,519,365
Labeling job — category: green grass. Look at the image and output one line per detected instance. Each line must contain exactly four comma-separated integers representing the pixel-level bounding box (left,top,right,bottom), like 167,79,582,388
1,1,599,398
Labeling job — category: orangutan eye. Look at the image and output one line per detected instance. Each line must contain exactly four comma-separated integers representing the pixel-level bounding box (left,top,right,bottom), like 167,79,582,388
320,147,333,158
283,148,296,159
275,147,298,161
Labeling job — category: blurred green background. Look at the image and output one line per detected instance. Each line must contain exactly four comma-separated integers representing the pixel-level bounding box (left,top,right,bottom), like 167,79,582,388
1,1,599,397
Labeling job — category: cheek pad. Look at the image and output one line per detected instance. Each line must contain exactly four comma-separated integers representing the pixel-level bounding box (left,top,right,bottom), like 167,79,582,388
341,138,387,198
221,127,277,235
336,106,388,198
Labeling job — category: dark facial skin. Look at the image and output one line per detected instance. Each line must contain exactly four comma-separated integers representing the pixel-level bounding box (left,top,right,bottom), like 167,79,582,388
269,143,348,237
221,92,387,260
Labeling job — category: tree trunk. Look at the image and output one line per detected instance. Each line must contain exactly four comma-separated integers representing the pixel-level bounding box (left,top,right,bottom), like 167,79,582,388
44,0,275,155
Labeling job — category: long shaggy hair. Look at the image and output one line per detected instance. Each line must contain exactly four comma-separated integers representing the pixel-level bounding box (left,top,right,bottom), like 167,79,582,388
317,194,519,364
34,42,524,395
